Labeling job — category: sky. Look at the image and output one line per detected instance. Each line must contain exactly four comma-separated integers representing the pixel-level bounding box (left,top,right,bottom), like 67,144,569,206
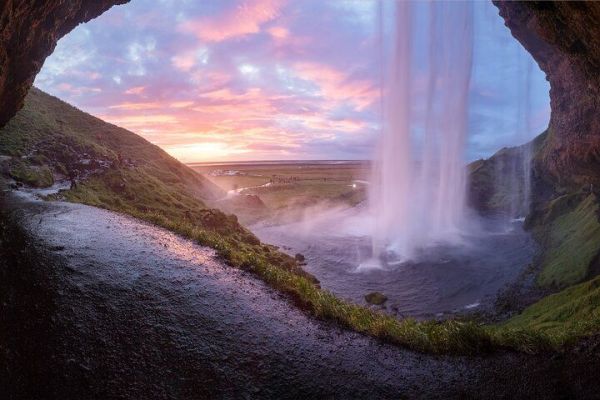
35,0,550,163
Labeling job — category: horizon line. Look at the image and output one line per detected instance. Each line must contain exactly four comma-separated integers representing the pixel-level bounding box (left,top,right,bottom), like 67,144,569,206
185,159,371,165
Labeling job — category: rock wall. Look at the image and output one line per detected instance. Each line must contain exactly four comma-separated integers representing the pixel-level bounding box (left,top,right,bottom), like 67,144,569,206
494,1,600,190
0,0,128,127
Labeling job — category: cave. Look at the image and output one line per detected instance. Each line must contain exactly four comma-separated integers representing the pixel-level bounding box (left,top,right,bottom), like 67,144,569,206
1,1,600,398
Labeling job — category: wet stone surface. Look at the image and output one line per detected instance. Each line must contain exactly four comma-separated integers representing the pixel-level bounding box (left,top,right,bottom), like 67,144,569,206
1,191,600,399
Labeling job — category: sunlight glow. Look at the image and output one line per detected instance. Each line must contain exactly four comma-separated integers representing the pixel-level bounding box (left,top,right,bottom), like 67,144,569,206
163,142,251,163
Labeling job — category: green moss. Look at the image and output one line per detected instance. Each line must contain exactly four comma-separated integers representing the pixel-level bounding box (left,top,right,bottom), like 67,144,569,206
537,194,600,287
501,276,600,347
9,162,54,188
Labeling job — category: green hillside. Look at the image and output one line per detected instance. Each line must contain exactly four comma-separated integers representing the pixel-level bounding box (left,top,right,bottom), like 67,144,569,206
0,87,222,200
0,88,314,282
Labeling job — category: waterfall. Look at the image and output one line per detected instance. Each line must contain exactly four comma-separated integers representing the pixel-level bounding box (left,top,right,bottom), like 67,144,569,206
494,50,535,220
369,1,474,262
516,54,534,218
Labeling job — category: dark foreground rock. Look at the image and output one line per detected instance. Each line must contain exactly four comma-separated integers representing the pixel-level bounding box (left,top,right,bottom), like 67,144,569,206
0,0,128,127
1,190,600,399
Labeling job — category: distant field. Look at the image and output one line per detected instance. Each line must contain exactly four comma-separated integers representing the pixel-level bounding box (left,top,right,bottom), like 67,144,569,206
190,161,371,219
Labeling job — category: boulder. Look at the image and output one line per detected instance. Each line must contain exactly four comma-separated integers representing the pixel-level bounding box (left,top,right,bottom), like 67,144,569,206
365,292,388,306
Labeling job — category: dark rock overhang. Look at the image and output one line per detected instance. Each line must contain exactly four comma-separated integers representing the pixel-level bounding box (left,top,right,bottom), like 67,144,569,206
493,1,600,188
0,0,129,127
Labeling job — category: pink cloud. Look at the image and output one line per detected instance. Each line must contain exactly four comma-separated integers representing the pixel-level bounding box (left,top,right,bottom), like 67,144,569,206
267,26,289,40
293,62,378,111
109,102,161,110
180,0,284,42
169,101,195,109
56,83,102,95
124,86,146,95
246,142,299,151
171,52,196,72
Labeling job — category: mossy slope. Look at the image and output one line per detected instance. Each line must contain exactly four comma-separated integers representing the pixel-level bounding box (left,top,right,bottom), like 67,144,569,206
0,87,222,200
503,276,600,347
0,88,314,283
535,193,600,287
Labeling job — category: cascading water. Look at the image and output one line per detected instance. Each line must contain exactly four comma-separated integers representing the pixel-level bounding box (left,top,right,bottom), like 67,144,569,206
493,51,535,220
369,1,474,263
512,53,534,218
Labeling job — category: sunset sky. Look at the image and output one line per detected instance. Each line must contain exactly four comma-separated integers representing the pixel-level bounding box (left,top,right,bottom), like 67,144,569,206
35,0,550,163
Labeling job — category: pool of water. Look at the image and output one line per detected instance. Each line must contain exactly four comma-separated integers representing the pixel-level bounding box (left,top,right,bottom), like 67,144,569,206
252,207,536,318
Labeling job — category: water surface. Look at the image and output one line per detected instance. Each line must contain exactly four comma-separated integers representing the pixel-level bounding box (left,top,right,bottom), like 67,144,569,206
253,209,536,318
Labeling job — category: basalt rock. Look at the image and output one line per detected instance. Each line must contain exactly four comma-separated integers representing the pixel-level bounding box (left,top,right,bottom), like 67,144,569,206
365,292,388,306
0,0,128,127
493,1,600,191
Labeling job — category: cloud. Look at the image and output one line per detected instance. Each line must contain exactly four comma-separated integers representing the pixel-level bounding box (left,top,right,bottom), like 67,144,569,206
124,86,145,95
267,26,289,40
293,62,379,112
108,102,161,110
179,0,284,43
33,0,549,162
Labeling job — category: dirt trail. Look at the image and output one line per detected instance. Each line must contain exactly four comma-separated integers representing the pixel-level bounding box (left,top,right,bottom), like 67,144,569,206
1,191,598,399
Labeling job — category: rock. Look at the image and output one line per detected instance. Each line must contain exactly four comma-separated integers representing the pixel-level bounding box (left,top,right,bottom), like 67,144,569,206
295,253,306,263
0,0,129,127
226,194,267,210
493,2,600,192
467,133,544,214
365,292,388,306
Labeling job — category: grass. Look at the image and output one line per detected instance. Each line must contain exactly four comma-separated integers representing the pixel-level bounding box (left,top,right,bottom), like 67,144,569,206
536,193,600,287
501,276,600,348
8,160,54,188
194,162,369,209
0,87,598,355
193,162,369,224
62,171,512,355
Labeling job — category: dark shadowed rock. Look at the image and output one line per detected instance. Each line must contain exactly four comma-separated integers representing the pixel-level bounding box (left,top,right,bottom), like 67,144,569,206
493,1,600,192
0,0,129,127
468,130,549,215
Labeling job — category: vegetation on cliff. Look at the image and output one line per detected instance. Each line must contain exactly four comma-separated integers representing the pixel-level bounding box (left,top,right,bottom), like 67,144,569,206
534,193,600,287
503,275,600,347
469,128,600,348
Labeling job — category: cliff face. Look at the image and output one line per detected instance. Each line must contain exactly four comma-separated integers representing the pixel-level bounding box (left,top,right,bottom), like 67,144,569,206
494,1,600,190
0,0,128,127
